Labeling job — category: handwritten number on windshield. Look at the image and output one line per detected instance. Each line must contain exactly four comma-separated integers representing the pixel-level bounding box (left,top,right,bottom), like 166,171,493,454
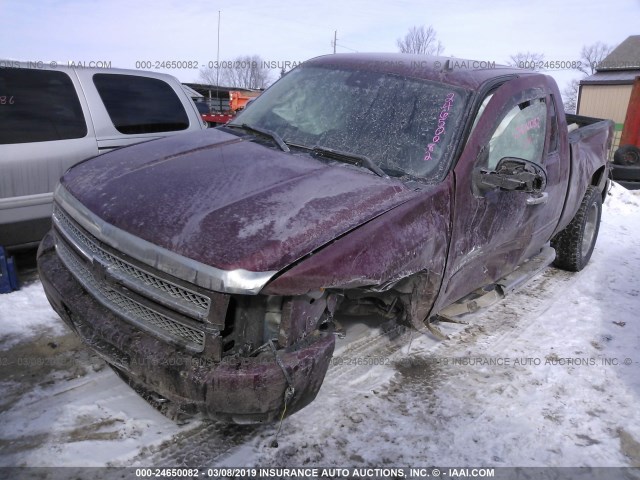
424,92,455,161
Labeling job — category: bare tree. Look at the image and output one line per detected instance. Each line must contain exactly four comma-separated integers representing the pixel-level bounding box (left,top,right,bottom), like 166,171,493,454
508,51,545,71
562,78,581,114
199,65,222,86
576,41,613,75
505,40,616,113
561,41,615,113
225,55,272,89
199,55,272,89
397,25,444,55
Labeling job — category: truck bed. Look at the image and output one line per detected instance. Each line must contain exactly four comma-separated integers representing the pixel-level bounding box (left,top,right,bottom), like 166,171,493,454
557,114,614,233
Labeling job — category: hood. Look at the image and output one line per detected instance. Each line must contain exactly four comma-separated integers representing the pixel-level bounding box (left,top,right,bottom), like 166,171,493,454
61,129,418,273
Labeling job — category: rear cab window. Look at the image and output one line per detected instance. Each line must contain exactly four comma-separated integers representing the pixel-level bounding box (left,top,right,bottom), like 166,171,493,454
92,74,189,134
0,68,87,144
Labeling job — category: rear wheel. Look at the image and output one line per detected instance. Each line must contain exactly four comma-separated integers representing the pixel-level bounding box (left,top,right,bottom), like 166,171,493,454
613,145,640,166
551,186,602,272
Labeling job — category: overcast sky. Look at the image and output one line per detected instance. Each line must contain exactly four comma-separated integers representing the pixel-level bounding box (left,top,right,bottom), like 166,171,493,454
1,0,638,91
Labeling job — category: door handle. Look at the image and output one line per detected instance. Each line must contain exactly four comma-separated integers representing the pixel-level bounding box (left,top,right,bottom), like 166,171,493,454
526,192,548,205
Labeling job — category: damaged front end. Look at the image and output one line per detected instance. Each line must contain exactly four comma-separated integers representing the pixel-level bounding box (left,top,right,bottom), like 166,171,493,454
39,164,450,423
37,189,336,423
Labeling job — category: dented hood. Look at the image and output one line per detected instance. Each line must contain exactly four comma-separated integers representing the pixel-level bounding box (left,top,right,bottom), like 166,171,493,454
61,129,418,273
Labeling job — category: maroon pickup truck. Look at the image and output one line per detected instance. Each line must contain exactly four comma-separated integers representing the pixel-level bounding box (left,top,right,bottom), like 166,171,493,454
38,53,613,423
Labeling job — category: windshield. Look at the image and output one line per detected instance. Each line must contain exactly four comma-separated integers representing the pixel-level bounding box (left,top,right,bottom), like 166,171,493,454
231,65,469,180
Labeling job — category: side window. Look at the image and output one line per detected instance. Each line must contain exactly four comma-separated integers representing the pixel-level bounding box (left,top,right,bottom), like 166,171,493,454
0,68,87,144
93,74,189,134
485,98,548,170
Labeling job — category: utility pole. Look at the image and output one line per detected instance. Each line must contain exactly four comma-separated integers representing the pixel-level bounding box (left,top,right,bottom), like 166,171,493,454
216,10,221,110
333,30,337,54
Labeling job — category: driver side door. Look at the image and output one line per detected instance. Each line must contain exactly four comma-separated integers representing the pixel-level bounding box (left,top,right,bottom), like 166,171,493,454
435,75,566,310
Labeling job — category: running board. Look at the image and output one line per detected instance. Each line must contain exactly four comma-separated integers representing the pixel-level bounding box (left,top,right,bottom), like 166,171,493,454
497,245,556,295
437,246,556,319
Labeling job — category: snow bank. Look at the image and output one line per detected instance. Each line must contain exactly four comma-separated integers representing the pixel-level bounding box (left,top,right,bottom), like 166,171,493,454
0,282,67,348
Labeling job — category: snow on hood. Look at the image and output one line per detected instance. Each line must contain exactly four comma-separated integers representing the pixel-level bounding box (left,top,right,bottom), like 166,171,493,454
61,129,418,272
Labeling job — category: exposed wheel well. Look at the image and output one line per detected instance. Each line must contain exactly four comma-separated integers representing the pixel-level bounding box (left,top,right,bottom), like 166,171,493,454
591,165,608,201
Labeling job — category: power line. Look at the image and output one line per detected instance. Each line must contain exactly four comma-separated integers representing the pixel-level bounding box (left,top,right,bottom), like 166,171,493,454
331,30,359,53
336,43,358,52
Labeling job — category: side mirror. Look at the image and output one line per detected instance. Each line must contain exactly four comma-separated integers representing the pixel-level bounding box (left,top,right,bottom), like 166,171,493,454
476,157,547,194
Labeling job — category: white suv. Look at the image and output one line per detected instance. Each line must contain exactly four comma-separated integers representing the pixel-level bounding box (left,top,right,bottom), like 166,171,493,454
0,62,206,249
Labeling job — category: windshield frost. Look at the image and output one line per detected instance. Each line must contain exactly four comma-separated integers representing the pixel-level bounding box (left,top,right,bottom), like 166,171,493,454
231,66,468,179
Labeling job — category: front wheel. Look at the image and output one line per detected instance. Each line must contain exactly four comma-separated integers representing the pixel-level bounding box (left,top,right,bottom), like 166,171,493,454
551,186,602,272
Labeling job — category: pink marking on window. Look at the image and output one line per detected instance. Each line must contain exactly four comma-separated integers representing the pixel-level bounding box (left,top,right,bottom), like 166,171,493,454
515,116,541,137
424,92,455,161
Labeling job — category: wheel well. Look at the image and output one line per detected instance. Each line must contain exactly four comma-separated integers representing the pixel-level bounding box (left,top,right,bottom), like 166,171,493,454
591,166,608,201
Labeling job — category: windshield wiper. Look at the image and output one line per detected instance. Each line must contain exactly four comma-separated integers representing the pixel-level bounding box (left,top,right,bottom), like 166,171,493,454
311,146,388,178
226,123,290,152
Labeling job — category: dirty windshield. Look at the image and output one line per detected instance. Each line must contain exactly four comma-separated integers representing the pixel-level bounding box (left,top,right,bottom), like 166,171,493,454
230,65,469,180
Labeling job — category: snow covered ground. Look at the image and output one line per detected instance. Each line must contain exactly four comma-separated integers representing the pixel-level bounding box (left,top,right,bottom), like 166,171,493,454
1,183,639,471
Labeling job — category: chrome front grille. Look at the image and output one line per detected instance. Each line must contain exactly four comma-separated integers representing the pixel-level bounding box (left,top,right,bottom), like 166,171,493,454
53,205,211,352
57,242,206,349
114,260,209,310
53,205,211,316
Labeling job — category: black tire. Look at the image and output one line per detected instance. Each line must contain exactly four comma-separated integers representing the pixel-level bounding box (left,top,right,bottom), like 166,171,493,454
613,145,640,166
611,163,640,182
551,186,602,272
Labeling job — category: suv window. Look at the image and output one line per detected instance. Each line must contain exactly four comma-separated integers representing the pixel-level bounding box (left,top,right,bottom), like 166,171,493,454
0,68,87,144
485,98,547,170
93,74,189,134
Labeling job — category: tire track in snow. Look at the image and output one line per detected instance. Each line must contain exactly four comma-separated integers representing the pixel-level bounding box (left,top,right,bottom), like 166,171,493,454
123,420,268,467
